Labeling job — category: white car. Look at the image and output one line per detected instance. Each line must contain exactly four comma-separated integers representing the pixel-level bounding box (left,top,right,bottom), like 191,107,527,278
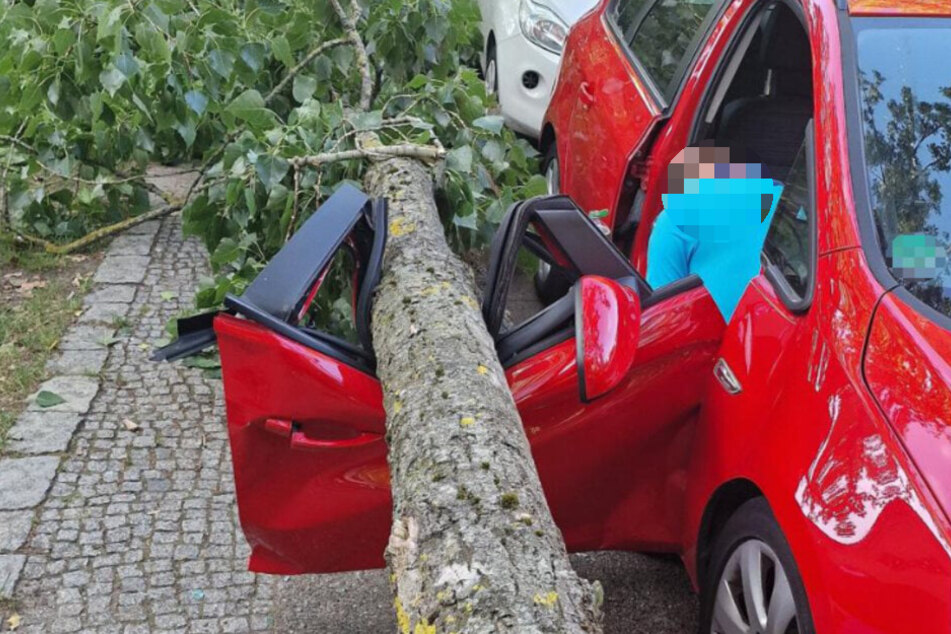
478,0,597,138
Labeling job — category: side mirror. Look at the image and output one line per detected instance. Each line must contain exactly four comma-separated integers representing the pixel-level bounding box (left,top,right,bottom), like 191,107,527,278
575,276,641,402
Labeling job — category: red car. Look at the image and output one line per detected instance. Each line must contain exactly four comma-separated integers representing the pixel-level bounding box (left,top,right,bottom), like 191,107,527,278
158,1,951,632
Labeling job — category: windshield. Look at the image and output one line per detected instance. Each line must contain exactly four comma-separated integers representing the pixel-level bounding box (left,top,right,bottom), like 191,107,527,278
853,18,951,318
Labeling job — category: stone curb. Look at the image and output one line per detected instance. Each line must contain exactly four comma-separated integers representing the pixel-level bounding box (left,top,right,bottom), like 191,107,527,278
0,220,162,598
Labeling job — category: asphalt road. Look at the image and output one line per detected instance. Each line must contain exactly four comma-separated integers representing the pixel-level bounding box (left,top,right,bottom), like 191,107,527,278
272,551,698,633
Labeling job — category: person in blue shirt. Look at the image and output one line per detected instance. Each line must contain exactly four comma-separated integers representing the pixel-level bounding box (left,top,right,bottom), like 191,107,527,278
647,144,784,322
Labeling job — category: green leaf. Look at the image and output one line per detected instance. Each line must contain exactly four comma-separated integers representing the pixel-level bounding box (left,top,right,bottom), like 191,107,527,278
240,43,267,72
35,390,66,408
47,78,61,106
481,139,504,163
452,212,479,230
292,75,317,103
254,154,289,193
184,91,208,116
174,118,196,147
208,49,236,80
446,145,473,174
225,89,276,129
182,355,221,369
210,237,241,266
97,6,124,42
272,36,294,68
349,110,383,130
52,28,76,55
160,290,178,301
99,67,126,96
523,174,548,198
473,115,505,135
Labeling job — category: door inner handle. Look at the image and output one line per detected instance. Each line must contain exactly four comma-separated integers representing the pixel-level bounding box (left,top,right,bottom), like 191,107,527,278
713,358,742,395
579,81,596,106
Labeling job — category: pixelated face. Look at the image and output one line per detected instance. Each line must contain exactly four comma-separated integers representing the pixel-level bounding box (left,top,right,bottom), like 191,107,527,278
889,234,949,282
663,145,774,224
662,146,780,241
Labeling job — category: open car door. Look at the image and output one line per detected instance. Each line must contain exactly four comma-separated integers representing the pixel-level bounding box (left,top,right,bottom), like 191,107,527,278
155,185,391,575
157,191,725,573
483,197,726,552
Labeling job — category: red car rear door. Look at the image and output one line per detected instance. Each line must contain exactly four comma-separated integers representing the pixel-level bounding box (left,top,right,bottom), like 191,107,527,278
558,0,726,232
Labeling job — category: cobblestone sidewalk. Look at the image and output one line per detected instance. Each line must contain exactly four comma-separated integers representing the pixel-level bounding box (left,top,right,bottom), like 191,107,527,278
2,212,278,633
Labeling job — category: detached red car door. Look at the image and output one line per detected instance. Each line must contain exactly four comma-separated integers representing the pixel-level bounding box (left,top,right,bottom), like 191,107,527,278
166,192,724,575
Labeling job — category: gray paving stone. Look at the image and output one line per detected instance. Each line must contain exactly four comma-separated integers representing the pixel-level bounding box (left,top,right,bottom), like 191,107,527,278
93,256,150,284
46,348,109,376
11,215,281,631
106,233,154,256
78,303,131,325
83,285,138,306
27,376,99,414
125,220,161,236
0,457,60,509
0,511,33,551
0,554,25,598
58,325,118,351
7,412,82,455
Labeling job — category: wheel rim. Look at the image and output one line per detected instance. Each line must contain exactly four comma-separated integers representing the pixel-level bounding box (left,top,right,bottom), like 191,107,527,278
711,539,799,634
486,58,497,95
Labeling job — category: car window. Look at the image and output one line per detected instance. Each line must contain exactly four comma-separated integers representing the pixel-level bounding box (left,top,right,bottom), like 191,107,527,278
853,18,951,319
612,0,652,44
763,144,811,299
630,0,719,100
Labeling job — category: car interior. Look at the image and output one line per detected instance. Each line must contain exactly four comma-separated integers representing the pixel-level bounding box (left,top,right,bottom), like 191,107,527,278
694,1,814,183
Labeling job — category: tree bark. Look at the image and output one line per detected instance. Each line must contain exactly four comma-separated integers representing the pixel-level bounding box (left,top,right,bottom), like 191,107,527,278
365,157,603,633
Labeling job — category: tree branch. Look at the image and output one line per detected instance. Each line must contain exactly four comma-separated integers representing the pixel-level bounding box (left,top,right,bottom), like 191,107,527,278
331,0,374,111
14,203,181,255
264,37,350,105
288,143,444,169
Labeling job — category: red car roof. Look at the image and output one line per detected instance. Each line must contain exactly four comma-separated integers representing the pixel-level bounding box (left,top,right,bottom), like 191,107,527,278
849,0,951,17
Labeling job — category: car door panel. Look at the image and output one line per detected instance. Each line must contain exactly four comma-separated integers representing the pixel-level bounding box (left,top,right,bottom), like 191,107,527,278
511,283,724,551
562,12,662,226
216,315,390,574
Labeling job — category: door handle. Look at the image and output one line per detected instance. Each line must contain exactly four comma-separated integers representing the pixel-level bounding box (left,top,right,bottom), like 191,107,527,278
579,81,596,106
713,358,742,395
290,429,379,451
263,417,380,450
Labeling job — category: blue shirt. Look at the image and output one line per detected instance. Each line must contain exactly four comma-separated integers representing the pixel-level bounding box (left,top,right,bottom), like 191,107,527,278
646,178,783,321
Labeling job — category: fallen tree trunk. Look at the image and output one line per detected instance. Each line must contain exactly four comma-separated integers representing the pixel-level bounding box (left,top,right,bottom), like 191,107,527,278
366,157,603,633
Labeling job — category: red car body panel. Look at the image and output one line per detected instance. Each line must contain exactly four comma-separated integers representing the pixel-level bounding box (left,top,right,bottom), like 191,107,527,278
550,4,662,234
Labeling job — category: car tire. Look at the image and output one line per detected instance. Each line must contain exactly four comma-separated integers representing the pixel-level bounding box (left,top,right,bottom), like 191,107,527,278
485,40,498,98
700,498,815,634
534,145,572,304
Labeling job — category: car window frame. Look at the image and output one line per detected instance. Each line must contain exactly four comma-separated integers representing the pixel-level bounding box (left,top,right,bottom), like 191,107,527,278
684,0,818,313
762,119,818,313
839,11,951,332
605,0,731,109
